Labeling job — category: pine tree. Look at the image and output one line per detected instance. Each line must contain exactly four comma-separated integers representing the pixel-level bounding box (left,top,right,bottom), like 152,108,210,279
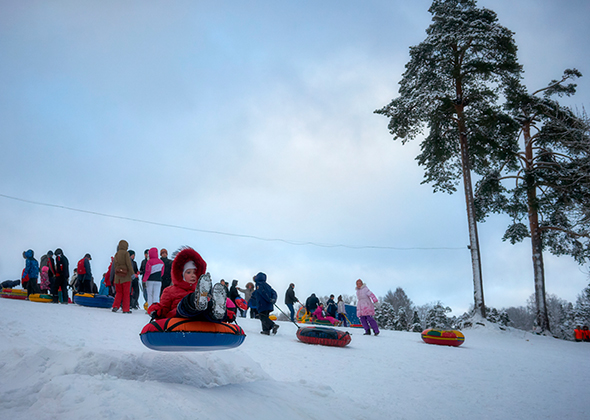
383,287,414,322
425,303,453,329
397,307,409,331
477,69,590,333
411,310,423,332
375,0,521,317
505,306,534,331
375,302,396,330
486,307,500,323
545,295,575,340
498,309,510,327
574,282,590,327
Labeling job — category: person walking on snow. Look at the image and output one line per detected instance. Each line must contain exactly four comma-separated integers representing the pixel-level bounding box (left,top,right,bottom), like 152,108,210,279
252,272,279,335
53,248,69,304
77,254,93,294
356,279,379,336
144,247,164,309
22,249,39,297
128,250,141,310
284,283,300,322
112,240,135,313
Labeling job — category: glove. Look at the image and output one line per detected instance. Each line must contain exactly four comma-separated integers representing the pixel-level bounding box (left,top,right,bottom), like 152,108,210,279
149,311,158,320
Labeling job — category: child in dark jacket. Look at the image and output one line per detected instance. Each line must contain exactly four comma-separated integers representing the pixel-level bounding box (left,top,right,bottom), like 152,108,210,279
148,247,228,322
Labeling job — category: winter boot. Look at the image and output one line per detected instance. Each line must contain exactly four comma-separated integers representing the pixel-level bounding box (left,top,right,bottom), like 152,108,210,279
193,272,212,311
363,331,371,335
210,282,227,320
272,324,280,335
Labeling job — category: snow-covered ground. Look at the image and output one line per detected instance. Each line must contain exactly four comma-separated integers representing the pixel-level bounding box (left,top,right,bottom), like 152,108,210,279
1,296,589,420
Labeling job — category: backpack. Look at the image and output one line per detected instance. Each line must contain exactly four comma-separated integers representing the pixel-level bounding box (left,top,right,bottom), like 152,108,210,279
77,258,86,275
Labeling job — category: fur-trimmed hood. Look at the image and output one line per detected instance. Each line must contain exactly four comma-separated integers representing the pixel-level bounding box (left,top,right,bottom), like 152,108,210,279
171,247,207,287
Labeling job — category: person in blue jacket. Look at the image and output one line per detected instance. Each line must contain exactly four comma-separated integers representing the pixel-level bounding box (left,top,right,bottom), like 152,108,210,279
22,249,40,297
251,272,279,335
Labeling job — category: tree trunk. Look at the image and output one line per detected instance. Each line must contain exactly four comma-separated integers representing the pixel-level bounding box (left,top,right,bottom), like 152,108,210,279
456,103,486,318
523,123,550,333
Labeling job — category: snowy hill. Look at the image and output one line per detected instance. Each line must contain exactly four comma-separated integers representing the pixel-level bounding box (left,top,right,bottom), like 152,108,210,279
1,297,589,420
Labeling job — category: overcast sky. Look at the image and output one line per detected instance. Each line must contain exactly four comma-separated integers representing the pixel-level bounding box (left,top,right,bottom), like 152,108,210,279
1,0,589,315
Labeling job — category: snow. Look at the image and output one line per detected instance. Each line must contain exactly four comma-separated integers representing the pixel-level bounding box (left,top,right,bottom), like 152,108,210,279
1,297,589,420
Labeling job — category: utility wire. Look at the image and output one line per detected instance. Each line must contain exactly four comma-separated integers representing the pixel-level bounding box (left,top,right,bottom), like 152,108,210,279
0,193,466,251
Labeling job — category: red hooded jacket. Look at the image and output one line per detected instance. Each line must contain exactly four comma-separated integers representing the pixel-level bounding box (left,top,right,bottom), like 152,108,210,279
148,247,206,319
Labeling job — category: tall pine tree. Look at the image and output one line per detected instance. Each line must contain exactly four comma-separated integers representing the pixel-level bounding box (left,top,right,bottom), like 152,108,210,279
477,70,590,332
375,0,521,317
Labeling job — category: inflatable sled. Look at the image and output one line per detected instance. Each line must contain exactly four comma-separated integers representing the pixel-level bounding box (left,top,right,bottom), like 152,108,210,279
74,293,115,309
235,297,248,311
140,317,246,352
29,293,53,303
297,305,362,328
0,288,27,300
421,329,465,347
296,326,351,348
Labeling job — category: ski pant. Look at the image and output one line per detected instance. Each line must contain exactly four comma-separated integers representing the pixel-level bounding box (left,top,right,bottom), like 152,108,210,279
286,303,295,322
130,278,140,309
26,277,40,296
51,275,69,303
360,315,379,334
79,274,92,294
160,277,171,297
146,281,161,308
113,281,131,312
259,310,276,333
337,313,348,327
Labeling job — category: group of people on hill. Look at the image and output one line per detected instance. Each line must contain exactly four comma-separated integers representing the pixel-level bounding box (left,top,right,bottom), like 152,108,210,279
284,279,380,336
15,243,380,336
100,244,173,312
20,248,94,304
574,326,590,342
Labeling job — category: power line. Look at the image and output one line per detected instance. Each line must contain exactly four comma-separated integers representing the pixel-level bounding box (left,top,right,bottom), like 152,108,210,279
0,193,466,251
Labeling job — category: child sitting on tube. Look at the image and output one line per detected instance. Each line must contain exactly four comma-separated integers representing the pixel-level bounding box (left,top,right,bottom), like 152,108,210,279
148,247,229,322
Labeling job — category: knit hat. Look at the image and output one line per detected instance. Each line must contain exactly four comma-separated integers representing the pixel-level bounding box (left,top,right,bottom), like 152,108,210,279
183,260,197,276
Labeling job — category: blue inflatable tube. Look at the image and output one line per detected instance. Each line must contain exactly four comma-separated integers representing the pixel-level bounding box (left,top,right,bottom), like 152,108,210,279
140,318,246,352
73,293,115,309
140,331,246,352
